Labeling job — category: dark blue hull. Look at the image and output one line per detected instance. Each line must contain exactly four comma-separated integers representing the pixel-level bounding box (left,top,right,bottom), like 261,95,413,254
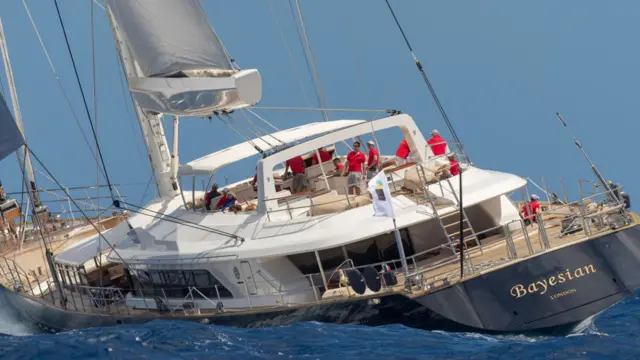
2,225,640,334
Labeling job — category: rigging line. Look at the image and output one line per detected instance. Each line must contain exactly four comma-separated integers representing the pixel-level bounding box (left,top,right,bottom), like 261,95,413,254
92,0,105,11
286,0,321,107
20,0,104,179
217,114,265,155
252,106,393,113
90,0,101,276
27,147,129,265
292,0,330,123
242,110,286,146
230,113,276,149
139,172,154,205
383,0,466,156
267,0,313,107
53,0,116,200
240,110,281,143
118,200,244,241
5,183,150,196
245,108,281,132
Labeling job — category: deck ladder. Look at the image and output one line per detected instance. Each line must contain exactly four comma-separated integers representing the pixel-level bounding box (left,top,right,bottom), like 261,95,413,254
415,163,480,274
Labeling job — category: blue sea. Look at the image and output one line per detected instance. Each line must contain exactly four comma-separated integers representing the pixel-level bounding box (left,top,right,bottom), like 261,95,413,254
0,294,639,359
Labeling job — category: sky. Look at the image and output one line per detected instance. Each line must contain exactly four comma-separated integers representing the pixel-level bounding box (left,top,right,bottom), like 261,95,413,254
0,0,638,216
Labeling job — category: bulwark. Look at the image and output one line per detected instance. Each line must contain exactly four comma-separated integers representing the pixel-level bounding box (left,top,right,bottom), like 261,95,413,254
510,265,596,298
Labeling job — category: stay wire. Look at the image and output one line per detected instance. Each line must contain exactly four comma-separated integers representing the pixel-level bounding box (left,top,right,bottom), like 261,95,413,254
27,147,129,266
52,0,116,200
20,0,105,179
292,0,330,124
267,0,313,107
117,200,244,241
383,0,466,158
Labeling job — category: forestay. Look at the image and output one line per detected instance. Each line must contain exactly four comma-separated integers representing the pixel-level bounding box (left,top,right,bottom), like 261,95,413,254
0,92,24,162
105,0,231,77
179,120,364,176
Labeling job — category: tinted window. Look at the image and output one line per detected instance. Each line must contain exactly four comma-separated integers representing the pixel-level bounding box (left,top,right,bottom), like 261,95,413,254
129,269,232,299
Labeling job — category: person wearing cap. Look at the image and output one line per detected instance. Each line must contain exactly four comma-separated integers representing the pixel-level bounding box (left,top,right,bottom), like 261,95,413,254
366,140,379,180
204,183,221,211
342,141,366,195
216,188,237,212
427,129,447,156
521,194,541,224
395,139,410,165
311,147,332,165
285,155,308,194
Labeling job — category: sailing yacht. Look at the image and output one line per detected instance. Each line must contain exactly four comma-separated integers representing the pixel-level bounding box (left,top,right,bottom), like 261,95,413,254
0,0,639,334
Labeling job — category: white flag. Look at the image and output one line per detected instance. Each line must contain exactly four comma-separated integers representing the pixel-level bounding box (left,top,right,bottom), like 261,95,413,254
367,171,395,218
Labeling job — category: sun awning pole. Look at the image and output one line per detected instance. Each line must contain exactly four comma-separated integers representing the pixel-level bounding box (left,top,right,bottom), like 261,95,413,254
313,149,330,192
315,251,328,291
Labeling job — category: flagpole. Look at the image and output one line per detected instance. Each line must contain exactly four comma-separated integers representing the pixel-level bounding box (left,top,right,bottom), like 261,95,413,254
393,218,409,276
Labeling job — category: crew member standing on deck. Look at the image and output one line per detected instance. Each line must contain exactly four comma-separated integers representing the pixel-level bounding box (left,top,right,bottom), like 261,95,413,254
521,194,541,225
342,141,366,195
366,141,379,180
395,139,410,165
427,129,447,156
285,155,308,194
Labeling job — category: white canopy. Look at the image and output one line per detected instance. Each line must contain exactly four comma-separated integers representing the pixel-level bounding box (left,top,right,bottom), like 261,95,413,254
178,120,364,176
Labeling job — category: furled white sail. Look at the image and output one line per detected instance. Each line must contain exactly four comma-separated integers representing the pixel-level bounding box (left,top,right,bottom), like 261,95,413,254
104,0,231,77
105,0,262,115
0,92,24,162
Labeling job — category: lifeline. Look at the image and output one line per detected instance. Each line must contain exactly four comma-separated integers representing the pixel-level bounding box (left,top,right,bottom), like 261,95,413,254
510,265,596,298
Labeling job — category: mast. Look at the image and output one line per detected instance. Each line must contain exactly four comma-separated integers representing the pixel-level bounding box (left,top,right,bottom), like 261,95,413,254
104,0,262,200
0,18,44,209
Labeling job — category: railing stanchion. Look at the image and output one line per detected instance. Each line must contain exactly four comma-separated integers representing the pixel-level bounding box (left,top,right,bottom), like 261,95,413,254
520,219,534,255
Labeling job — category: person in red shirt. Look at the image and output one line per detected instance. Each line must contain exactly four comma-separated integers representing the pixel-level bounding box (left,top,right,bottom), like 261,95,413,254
521,194,541,224
395,139,410,165
366,140,379,180
311,147,332,165
285,155,308,193
427,129,447,157
333,158,345,173
215,188,237,212
342,141,366,195
448,154,460,177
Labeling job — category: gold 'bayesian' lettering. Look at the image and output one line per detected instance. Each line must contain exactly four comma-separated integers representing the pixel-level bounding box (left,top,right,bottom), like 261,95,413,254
509,265,596,298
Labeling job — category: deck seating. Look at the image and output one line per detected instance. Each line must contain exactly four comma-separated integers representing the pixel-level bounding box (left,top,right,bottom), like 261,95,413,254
307,194,372,216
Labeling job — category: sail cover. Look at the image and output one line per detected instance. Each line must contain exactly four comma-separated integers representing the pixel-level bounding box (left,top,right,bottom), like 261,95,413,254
0,92,24,162
105,0,232,77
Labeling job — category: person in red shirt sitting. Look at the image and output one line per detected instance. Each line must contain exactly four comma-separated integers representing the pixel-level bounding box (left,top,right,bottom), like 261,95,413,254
285,155,308,194
342,141,366,195
395,139,410,165
427,129,447,157
215,188,237,212
521,194,541,225
448,154,460,177
333,158,345,173
311,147,332,165
366,140,379,180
